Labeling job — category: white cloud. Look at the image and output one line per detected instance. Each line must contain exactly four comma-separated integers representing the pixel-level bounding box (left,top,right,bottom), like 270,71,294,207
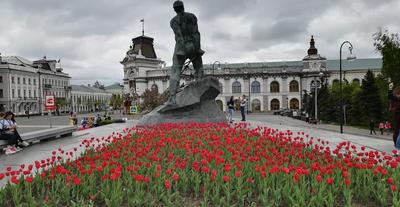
0,0,399,85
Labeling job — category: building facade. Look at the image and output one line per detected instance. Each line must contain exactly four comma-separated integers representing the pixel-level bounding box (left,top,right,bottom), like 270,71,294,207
70,85,112,113
0,55,71,115
121,35,382,112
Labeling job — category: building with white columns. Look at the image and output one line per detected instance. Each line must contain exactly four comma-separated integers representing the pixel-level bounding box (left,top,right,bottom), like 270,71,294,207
121,35,382,112
0,55,71,115
70,85,112,113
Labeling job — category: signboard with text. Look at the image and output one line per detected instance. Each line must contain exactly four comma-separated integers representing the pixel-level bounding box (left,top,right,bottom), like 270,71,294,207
45,95,56,110
130,105,138,114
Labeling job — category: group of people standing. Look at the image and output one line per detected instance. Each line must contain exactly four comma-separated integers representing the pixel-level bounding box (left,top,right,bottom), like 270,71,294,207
0,111,29,155
226,95,247,123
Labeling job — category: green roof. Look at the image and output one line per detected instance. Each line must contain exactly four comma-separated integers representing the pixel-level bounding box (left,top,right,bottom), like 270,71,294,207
105,83,123,90
326,58,382,71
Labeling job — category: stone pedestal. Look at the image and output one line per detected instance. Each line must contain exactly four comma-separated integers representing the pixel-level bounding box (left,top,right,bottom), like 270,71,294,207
138,77,226,125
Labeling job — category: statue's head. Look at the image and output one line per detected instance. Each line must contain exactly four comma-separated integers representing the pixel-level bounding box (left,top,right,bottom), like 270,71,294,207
173,0,184,13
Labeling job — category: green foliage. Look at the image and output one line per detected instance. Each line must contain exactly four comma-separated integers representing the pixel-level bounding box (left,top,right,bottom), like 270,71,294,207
140,88,168,112
316,70,386,126
373,30,400,86
359,70,383,123
110,94,123,109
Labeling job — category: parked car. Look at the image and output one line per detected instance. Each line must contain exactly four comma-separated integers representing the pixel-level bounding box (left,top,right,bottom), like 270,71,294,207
279,109,292,116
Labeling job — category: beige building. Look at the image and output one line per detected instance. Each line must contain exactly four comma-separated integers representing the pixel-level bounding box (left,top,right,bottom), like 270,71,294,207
121,35,382,112
0,55,71,115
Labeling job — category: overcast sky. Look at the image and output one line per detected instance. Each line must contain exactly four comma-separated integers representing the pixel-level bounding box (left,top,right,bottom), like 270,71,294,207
0,0,399,85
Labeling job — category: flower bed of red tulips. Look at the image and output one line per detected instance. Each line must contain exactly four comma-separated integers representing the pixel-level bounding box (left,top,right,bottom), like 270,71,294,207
1,122,400,206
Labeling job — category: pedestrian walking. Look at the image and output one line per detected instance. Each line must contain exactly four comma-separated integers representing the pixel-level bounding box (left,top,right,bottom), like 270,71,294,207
369,119,377,135
227,96,235,123
389,83,400,148
385,121,391,135
379,121,385,135
240,95,246,121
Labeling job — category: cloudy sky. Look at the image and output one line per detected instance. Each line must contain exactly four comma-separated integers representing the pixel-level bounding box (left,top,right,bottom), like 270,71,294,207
0,0,399,85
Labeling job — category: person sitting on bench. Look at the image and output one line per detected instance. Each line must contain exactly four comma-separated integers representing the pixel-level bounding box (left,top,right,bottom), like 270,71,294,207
0,112,20,155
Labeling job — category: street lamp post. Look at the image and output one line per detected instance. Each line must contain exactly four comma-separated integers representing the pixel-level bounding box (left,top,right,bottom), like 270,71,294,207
339,41,356,133
212,61,221,76
313,72,324,121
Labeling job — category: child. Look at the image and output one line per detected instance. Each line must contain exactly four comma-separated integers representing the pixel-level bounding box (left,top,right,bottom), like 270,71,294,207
379,121,385,135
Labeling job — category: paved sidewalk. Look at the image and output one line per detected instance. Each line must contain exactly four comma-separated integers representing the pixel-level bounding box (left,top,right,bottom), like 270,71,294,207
246,119,395,155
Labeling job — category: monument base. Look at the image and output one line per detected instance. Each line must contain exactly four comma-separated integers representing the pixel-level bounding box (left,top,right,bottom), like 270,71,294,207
138,77,227,125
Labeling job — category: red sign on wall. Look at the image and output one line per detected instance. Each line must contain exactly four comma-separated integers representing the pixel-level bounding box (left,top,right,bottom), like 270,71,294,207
45,95,56,110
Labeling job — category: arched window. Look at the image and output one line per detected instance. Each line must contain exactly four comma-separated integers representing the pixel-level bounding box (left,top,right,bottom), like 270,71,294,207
219,82,223,93
251,81,261,93
270,99,280,110
289,98,299,109
251,99,261,112
151,84,158,92
232,81,241,93
332,79,339,85
215,100,223,111
289,80,299,92
352,78,360,85
270,81,280,93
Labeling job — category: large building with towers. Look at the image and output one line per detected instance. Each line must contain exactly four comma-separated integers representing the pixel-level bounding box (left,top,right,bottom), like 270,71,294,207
121,35,381,112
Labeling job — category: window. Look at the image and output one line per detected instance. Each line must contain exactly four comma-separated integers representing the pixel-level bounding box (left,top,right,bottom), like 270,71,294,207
0,89,3,98
33,79,36,85
0,76,2,83
12,89,15,98
251,81,261,93
289,80,299,92
232,81,241,93
18,89,20,98
17,77,20,84
270,81,280,93
23,90,26,98
29,90,31,98
151,84,158,93
34,90,36,98
290,98,299,109
352,78,360,85
23,78,26,84
28,78,31,85
11,77,15,84
270,99,280,110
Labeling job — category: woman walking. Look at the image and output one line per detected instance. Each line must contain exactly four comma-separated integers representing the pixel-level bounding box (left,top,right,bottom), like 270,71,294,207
227,96,235,123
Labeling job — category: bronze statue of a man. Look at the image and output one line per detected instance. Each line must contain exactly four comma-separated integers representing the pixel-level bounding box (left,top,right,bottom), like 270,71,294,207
168,0,205,105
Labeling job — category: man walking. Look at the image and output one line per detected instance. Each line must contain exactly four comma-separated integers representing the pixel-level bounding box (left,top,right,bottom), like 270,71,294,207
369,119,377,135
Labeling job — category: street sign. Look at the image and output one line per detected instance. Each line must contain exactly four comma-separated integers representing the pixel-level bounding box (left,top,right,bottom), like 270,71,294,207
45,95,56,110
130,105,138,114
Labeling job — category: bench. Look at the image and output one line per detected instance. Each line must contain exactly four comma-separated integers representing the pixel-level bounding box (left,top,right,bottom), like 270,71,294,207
0,126,77,148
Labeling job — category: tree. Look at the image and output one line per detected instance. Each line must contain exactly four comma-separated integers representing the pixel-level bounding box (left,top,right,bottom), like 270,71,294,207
140,88,166,112
359,70,383,123
373,30,400,86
